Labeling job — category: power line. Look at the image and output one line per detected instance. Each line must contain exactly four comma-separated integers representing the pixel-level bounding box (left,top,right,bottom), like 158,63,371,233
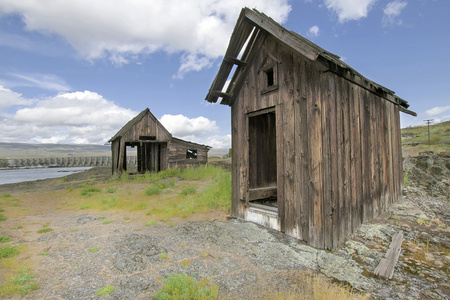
424,119,434,145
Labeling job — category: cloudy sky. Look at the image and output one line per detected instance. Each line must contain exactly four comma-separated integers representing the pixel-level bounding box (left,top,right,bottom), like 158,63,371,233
0,0,448,148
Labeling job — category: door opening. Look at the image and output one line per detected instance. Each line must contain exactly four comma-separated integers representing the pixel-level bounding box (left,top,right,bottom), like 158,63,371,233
248,109,277,209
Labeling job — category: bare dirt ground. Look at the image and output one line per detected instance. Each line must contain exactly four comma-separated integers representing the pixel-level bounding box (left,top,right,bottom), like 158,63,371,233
0,155,449,299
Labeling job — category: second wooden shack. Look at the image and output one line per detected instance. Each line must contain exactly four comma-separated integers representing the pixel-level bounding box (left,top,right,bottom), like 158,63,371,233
109,108,210,174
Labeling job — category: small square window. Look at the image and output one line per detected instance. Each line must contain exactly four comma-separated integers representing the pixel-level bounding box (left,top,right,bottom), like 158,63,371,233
265,68,274,87
260,61,278,94
186,149,198,159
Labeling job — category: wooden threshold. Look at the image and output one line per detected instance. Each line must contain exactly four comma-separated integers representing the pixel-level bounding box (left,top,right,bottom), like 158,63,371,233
248,186,277,201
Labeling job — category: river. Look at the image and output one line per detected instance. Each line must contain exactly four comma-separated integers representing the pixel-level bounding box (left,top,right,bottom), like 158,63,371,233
0,167,92,185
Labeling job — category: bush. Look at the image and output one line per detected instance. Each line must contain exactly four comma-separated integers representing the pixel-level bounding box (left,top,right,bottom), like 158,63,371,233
0,234,11,243
80,186,101,197
0,245,19,258
154,273,218,300
146,185,161,196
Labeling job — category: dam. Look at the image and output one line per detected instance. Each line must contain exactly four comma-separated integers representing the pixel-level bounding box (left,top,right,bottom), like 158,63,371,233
6,156,137,168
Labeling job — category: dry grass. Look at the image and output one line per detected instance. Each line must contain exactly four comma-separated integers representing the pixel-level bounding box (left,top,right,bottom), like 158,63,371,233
256,272,368,300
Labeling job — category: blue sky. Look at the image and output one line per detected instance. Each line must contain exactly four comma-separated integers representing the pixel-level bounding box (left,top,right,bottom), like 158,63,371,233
0,0,448,149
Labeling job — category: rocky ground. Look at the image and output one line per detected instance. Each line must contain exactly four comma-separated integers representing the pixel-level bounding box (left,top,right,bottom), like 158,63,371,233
0,154,449,299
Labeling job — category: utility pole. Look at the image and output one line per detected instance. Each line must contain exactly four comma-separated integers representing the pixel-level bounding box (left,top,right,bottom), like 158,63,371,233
424,119,434,145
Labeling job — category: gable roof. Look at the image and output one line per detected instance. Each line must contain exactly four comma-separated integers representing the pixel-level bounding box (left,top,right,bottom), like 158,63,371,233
205,8,416,116
108,108,172,143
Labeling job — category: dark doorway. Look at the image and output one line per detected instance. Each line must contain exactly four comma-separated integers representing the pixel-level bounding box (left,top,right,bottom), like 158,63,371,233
248,109,277,208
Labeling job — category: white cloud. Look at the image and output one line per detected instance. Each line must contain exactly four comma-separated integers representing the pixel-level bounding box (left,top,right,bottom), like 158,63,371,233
202,134,231,149
1,90,137,144
0,85,35,111
308,25,320,37
383,1,407,27
324,0,376,23
425,106,450,116
159,114,220,141
0,0,291,76
9,73,71,91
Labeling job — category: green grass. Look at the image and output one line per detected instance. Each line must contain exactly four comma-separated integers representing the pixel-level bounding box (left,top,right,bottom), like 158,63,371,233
154,273,218,300
158,253,169,259
37,228,53,233
0,234,11,243
96,285,115,296
88,247,99,253
102,220,113,225
0,208,4,212
40,252,50,256
181,186,197,195
58,165,231,221
402,120,450,156
80,186,101,197
145,220,157,226
0,214,6,221
0,267,38,297
0,245,19,258
146,185,162,196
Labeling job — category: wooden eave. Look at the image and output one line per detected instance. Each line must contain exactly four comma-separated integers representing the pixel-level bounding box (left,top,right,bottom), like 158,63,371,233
108,108,172,143
205,7,416,116
171,137,212,151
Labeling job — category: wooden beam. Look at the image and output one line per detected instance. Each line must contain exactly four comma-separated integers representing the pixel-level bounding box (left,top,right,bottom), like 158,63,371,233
248,186,277,201
209,90,232,101
399,107,417,116
224,56,247,67
244,8,319,61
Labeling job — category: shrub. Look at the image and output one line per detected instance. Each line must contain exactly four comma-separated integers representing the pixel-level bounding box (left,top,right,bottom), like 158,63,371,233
37,228,53,233
80,186,101,197
181,187,197,196
145,220,157,226
0,234,11,243
154,273,218,300
0,268,38,297
0,245,19,258
146,185,161,196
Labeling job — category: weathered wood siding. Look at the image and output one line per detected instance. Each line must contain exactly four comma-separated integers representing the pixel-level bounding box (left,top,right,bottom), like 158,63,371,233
168,139,209,168
232,35,403,249
121,114,171,142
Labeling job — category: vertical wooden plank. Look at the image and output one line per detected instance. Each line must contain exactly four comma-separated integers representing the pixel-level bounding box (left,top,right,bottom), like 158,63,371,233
323,72,334,250
307,63,323,248
276,103,285,232
118,138,125,173
351,85,362,232
393,105,402,201
341,78,352,238
387,103,394,206
334,76,344,247
295,58,309,242
361,90,372,223
281,52,296,237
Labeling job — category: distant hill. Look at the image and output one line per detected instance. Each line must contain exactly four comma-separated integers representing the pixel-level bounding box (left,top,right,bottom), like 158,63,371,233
0,142,229,159
401,120,450,157
0,142,112,158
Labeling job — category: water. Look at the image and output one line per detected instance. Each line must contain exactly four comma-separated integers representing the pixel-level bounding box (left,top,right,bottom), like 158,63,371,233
0,167,92,185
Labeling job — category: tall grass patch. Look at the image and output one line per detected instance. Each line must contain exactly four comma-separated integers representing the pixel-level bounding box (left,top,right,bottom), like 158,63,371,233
154,273,218,300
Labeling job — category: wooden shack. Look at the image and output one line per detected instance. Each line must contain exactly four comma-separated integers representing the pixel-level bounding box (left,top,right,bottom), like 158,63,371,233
109,108,210,174
205,8,416,249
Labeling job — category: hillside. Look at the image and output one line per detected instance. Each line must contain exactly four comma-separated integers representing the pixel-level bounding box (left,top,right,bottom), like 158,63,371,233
0,142,228,159
0,142,112,158
401,120,450,157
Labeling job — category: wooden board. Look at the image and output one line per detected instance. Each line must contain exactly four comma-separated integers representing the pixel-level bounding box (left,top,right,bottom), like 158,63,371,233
374,231,404,279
